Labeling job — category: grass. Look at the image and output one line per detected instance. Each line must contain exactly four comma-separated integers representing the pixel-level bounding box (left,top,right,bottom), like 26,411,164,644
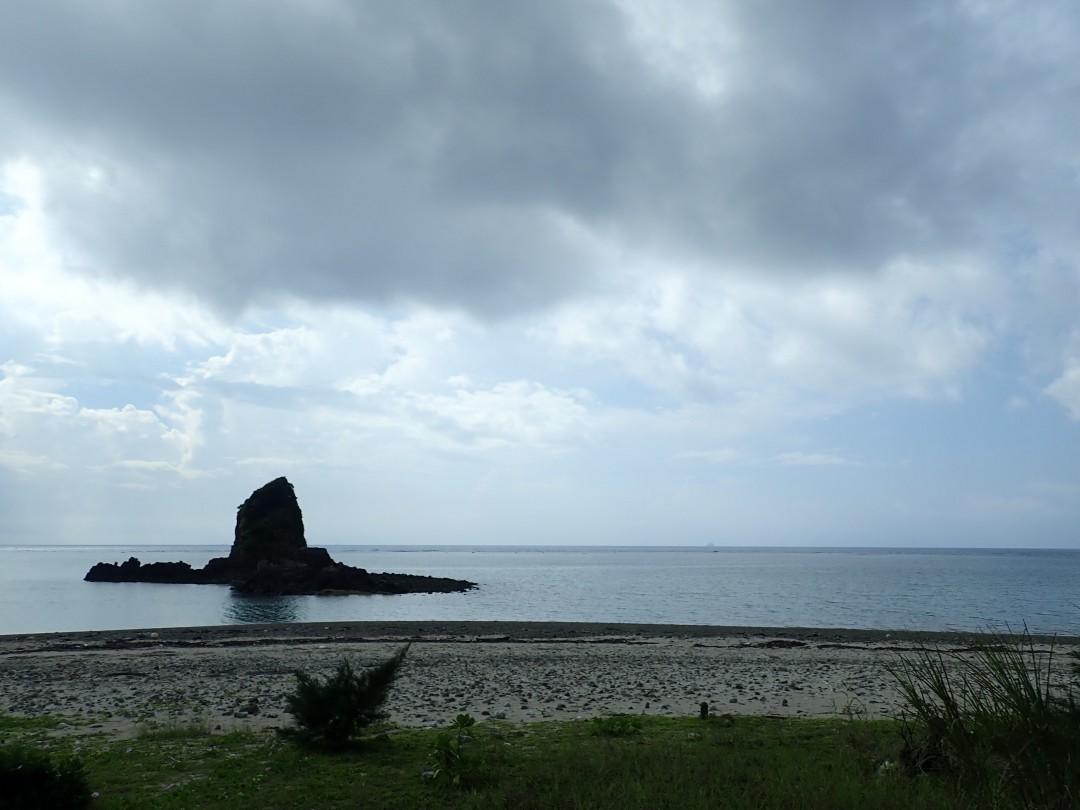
0,712,71,733
8,626,1079,808
888,628,1080,808
2,713,981,809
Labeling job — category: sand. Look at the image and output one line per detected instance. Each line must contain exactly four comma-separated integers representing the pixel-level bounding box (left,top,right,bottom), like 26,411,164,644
1,622,1075,739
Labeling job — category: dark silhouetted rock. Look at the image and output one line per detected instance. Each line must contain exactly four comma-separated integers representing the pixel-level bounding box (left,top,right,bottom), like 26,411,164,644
229,477,307,568
84,557,222,584
297,547,334,569
84,478,475,597
232,560,473,596
84,557,233,585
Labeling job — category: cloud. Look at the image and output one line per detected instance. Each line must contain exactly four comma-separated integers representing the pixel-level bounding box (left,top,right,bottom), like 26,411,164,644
0,160,228,352
673,448,740,464
769,451,861,468
0,450,65,474
1046,362,1080,419
537,257,993,411
0,1,640,315
0,363,204,480
2,2,1080,547
0,1,1077,319
2,0,1077,423
409,380,593,454
672,448,859,467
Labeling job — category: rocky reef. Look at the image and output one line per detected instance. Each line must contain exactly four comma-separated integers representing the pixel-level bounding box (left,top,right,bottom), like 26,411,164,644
84,477,475,596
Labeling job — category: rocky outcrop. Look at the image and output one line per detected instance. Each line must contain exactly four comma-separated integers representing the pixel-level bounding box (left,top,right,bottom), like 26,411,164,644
229,477,308,568
84,557,226,585
84,478,475,596
232,560,474,596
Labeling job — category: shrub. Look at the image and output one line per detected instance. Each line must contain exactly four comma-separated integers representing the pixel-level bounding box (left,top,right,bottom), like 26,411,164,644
0,742,92,809
285,645,409,748
888,628,1080,808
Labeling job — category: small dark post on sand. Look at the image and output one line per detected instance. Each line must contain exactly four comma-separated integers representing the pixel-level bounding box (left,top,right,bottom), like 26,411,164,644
699,701,709,719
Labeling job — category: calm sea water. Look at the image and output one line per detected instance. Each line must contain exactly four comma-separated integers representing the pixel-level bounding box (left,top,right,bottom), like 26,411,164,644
1,545,1077,637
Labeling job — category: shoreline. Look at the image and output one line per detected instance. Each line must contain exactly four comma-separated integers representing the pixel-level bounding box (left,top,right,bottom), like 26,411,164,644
6,619,1076,649
3,622,1076,740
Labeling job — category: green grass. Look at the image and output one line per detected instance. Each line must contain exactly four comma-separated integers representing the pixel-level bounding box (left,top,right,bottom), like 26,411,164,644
889,628,1080,808
1,714,993,809
0,713,68,733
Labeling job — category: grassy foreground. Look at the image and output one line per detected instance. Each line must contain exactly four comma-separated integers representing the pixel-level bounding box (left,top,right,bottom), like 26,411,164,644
3,712,995,810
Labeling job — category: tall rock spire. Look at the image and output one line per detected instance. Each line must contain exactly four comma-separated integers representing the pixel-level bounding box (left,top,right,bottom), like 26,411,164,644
229,477,306,568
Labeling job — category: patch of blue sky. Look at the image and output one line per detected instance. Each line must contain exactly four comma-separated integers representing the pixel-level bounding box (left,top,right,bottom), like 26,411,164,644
806,374,1080,490
0,189,23,217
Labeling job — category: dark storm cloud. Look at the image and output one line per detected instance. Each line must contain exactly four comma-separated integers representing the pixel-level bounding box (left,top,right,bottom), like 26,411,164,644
1,1,1077,315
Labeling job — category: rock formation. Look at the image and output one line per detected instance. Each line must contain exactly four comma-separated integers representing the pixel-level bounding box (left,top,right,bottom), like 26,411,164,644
84,477,475,596
229,477,308,568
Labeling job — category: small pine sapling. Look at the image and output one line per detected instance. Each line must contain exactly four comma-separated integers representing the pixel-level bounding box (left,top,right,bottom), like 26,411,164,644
285,644,409,747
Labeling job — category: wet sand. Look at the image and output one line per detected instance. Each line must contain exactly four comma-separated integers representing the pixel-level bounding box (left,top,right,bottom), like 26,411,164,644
1,622,1074,738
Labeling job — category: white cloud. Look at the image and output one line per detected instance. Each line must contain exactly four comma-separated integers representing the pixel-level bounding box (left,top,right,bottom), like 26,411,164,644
0,159,228,352
0,449,66,474
538,256,994,413
187,327,323,388
409,380,593,454
672,448,740,464
0,362,203,478
614,0,737,100
769,451,860,468
2,3,1080,547
1045,362,1080,419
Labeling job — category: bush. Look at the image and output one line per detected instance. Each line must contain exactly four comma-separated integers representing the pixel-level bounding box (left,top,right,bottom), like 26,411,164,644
285,645,409,748
888,628,1080,808
0,742,92,809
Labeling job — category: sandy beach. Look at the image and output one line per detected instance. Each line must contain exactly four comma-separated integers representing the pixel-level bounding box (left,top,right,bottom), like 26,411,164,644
2,622,1075,739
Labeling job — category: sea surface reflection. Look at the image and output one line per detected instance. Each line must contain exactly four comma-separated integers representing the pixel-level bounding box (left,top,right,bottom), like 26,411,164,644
225,594,303,624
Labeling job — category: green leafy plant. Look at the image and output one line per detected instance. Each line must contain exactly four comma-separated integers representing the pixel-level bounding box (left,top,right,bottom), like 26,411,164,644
424,713,476,789
888,627,1080,808
0,742,93,809
284,644,409,748
590,713,645,737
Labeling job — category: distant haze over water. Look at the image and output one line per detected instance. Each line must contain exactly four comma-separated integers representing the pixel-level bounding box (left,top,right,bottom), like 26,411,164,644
1,546,1077,637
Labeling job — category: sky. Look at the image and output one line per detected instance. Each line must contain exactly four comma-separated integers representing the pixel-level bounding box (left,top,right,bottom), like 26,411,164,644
2,1,1080,549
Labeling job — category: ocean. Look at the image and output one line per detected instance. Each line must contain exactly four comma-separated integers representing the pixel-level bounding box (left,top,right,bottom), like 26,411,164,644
1,545,1077,637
